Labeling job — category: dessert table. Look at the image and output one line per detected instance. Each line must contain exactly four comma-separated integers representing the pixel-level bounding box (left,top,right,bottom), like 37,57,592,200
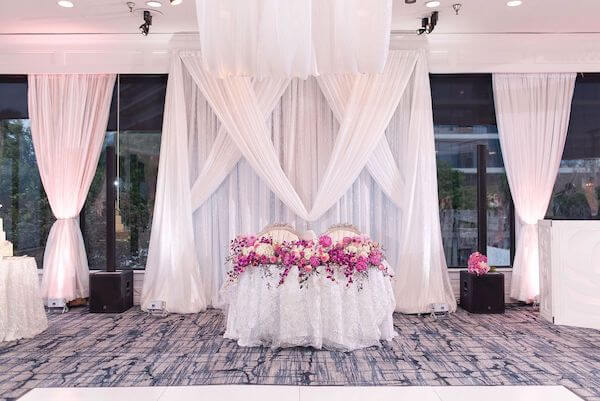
222,265,397,351
0,256,48,342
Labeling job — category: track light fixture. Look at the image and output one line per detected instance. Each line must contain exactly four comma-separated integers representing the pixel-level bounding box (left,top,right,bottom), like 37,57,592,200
139,10,152,36
417,11,438,35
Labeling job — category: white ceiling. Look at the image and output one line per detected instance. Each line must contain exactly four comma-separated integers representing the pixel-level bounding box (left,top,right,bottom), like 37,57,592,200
1,0,599,35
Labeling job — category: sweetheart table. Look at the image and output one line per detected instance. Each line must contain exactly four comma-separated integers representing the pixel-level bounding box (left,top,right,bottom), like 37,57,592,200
222,265,397,351
0,256,48,342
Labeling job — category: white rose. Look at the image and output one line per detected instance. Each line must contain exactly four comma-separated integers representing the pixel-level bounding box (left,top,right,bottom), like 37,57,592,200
303,248,313,259
241,247,251,256
255,244,274,257
359,251,369,258
347,245,358,254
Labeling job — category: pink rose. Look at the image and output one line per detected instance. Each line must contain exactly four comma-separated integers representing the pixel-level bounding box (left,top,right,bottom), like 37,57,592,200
319,235,333,248
304,265,313,273
270,256,278,264
310,256,320,267
320,253,330,263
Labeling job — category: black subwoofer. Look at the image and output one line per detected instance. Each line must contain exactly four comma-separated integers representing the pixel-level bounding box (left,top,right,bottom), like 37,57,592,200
460,271,505,314
89,270,133,313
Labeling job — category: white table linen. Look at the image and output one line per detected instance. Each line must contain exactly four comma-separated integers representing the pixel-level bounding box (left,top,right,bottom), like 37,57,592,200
222,265,397,351
0,257,48,342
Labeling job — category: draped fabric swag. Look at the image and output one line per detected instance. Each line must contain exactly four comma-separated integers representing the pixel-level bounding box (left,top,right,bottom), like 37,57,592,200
195,0,392,79
28,74,115,301
142,50,456,314
493,73,576,303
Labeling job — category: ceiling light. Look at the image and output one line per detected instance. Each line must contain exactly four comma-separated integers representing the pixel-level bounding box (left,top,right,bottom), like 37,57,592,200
506,0,522,6
426,1,441,7
57,0,74,7
170,0,183,5
146,1,162,7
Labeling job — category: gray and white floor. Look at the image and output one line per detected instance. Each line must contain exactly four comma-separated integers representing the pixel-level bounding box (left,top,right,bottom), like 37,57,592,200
1,306,599,401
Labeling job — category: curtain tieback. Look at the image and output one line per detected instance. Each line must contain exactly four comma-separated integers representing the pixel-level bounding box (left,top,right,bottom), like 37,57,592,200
55,217,79,221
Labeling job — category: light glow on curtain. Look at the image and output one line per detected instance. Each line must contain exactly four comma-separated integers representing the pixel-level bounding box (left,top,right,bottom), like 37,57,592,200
493,73,576,303
28,74,115,301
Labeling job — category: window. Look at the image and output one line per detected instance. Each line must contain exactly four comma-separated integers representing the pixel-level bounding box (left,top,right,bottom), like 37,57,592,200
1,74,166,271
81,74,167,270
431,74,514,267
547,73,600,220
0,76,53,267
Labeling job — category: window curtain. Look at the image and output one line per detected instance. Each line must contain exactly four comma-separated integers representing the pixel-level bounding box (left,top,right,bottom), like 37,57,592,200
493,73,576,303
196,0,392,79
143,50,455,314
28,74,115,301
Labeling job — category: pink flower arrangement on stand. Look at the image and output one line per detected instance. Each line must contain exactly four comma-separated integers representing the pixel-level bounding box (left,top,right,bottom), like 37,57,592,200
226,233,391,288
467,252,491,276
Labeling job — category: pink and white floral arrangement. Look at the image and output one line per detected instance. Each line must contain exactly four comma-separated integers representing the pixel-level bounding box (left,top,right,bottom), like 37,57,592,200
226,234,390,287
467,252,491,276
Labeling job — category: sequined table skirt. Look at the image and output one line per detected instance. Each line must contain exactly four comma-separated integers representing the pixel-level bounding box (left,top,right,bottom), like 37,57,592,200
0,257,48,342
222,265,397,351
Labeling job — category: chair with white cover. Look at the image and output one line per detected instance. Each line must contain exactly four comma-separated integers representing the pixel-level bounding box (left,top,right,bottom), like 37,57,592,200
325,223,362,243
258,223,300,243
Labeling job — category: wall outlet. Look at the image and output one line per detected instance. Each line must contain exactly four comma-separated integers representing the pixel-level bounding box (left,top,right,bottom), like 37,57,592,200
47,298,66,308
147,300,165,311
430,303,449,313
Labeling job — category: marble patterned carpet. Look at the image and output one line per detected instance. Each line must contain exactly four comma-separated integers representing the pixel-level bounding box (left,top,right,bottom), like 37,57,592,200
1,305,599,401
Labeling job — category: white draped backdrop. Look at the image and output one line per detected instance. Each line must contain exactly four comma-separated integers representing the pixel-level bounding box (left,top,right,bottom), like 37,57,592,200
141,49,456,314
28,74,116,301
493,73,576,303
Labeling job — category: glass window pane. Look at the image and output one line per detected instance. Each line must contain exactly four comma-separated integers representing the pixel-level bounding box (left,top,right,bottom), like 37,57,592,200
547,74,600,219
116,75,166,269
432,74,512,267
82,132,111,269
0,118,53,267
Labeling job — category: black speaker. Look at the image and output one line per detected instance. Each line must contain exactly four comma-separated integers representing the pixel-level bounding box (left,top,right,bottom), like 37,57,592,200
89,270,133,313
460,271,505,314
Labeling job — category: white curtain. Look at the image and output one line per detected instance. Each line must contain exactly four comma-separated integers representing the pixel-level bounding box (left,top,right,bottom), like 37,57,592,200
317,56,456,313
195,0,392,79
143,50,456,314
141,58,207,313
28,74,115,301
493,73,576,303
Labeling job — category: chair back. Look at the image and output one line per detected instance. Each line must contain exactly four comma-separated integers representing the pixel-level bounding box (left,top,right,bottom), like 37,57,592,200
258,223,300,243
325,223,362,243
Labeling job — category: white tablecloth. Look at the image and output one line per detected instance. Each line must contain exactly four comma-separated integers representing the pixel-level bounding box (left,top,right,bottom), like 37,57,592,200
222,265,397,351
0,257,48,342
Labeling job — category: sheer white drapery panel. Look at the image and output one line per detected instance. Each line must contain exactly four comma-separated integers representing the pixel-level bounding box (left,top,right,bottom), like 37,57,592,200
189,79,290,210
317,55,456,313
182,52,311,221
493,73,576,303
307,51,418,220
141,57,207,313
28,74,115,301
195,0,392,79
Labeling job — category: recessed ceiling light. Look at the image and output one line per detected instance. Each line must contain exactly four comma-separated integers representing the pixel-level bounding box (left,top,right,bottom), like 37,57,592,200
507,0,522,6
57,0,74,7
170,0,183,5
426,1,441,7
146,1,162,7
